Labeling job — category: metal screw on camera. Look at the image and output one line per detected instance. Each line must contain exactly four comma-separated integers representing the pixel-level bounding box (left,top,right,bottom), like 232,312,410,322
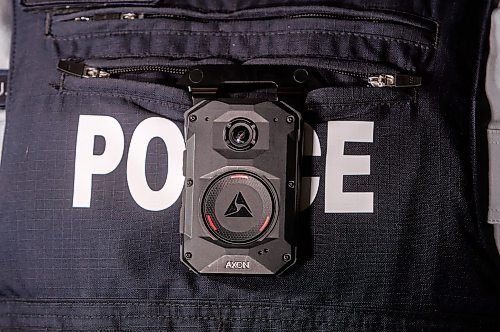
283,254,291,262
185,252,192,260
286,116,294,123
189,115,197,122
288,181,295,188
186,179,193,187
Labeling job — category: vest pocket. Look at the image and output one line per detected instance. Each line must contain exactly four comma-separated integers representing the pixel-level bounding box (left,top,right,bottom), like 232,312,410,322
48,4,437,73
8,67,194,298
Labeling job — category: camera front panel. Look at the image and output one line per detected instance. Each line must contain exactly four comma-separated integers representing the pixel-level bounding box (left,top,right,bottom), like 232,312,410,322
180,99,301,275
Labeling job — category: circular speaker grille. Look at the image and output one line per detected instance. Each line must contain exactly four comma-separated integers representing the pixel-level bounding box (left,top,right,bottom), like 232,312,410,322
202,171,276,244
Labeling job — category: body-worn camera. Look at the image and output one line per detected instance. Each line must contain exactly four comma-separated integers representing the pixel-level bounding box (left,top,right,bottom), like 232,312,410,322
178,66,320,275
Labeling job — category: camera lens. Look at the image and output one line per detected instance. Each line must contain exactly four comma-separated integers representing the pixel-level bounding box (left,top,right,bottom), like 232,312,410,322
225,118,257,151
230,125,251,146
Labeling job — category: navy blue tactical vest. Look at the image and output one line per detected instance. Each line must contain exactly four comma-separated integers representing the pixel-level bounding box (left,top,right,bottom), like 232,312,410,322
1,0,499,330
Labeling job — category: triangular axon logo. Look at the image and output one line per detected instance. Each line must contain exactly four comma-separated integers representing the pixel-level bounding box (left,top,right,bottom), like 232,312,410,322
224,192,253,217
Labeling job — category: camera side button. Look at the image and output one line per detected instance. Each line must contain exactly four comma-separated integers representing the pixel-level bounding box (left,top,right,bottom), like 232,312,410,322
182,149,187,177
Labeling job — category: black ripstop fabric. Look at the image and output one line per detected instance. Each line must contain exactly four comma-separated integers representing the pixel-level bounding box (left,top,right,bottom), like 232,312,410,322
1,0,500,330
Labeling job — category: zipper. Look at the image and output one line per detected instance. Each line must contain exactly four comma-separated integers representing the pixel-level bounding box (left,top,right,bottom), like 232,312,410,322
68,11,421,28
73,12,211,23
57,60,189,78
367,74,422,88
57,60,422,88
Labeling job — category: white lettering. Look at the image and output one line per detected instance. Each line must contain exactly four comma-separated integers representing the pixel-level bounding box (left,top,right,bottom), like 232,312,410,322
73,115,124,207
127,117,185,211
72,116,377,215
225,261,250,269
325,121,374,213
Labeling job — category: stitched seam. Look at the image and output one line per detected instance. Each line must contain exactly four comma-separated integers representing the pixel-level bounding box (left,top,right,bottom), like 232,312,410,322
44,12,52,36
0,311,497,327
0,312,485,326
64,52,419,73
306,100,411,121
22,0,154,5
82,52,414,70
433,19,440,48
59,73,190,108
0,309,495,322
50,4,439,37
239,54,418,72
30,3,441,48
0,299,496,319
60,90,190,109
53,4,439,28
53,15,431,27
0,312,363,323
52,29,434,49
3,301,382,309
56,53,420,73
68,2,432,25
8,0,18,110
307,100,410,108
355,5,439,30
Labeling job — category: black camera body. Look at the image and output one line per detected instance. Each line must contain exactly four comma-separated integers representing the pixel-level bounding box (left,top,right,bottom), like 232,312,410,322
180,98,301,275
179,66,311,275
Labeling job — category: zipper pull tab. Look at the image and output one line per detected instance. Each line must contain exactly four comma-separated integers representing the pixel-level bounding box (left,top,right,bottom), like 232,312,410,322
74,13,143,21
57,60,111,78
74,16,91,21
368,74,422,88
120,13,142,20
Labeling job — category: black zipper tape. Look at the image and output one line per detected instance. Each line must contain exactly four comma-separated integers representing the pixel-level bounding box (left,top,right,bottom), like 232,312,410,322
57,60,423,89
21,0,158,9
